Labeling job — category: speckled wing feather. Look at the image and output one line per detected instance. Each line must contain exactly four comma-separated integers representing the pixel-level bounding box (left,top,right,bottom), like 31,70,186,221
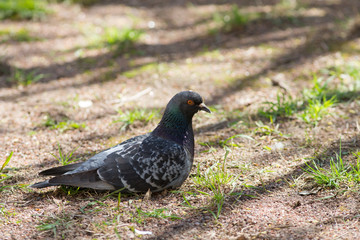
97,134,191,192
63,133,150,175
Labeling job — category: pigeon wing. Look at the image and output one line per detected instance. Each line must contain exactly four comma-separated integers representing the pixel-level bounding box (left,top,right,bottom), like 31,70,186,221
62,133,150,175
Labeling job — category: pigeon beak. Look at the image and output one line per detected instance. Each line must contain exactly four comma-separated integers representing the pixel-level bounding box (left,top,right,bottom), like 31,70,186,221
199,103,211,113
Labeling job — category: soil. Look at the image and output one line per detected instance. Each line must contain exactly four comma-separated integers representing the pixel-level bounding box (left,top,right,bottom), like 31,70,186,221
1,0,360,239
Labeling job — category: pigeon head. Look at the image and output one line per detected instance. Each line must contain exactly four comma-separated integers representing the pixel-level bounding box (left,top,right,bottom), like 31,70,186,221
153,91,210,144
169,91,211,119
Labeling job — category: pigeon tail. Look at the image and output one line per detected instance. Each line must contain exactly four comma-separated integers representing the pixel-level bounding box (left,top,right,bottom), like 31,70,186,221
32,170,116,190
39,162,83,176
30,180,57,188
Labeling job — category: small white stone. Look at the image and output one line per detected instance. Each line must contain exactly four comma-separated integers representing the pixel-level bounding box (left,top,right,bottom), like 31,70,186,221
148,21,156,29
135,229,153,235
271,142,285,151
78,100,93,108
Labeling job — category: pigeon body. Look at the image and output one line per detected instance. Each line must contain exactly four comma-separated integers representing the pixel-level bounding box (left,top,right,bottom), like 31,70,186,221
31,91,210,192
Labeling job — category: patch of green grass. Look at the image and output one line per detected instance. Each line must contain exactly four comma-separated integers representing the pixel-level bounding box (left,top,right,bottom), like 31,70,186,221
43,115,86,132
27,130,37,136
324,64,360,101
114,108,160,130
103,27,141,46
328,64,360,81
43,115,57,127
274,0,307,13
80,199,107,214
192,148,238,219
59,185,81,196
0,28,42,43
92,27,143,54
254,121,287,138
258,71,358,125
37,214,74,239
298,75,337,126
277,0,301,9
219,134,254,148
212,5,259,33
52,121,86,132
51,143,79,166
60,0,98,6
302,75,332,101
0,152,17,193
0,151,13,186
0,203,16,223
132,208,181,224
198,49,223,59
298,96,336,126
9,69,44,86
0,0,49,20
258,93,298,123
304,145,360,189
268,0,307,26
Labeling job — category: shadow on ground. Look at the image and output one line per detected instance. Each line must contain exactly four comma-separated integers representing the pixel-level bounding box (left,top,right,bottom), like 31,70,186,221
1,0,359,105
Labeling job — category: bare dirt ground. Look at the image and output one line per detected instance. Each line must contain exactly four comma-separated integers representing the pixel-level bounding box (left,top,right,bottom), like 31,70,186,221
1,0,360,239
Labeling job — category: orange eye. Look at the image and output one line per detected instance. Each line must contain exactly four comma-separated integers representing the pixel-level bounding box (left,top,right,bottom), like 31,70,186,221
187,100,194,105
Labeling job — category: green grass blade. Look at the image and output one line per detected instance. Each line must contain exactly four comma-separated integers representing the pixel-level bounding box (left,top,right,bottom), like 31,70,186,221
1,151,13,172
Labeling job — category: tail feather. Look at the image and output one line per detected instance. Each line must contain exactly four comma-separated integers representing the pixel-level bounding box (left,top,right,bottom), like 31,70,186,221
32,170,116,190
39,162,83,176
30,180,58,188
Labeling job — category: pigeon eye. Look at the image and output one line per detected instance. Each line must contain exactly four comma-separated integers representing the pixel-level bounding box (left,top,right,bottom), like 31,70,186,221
187,100,194,105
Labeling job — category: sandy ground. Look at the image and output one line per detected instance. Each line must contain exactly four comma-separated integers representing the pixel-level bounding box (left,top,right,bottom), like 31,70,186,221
1,0,360,239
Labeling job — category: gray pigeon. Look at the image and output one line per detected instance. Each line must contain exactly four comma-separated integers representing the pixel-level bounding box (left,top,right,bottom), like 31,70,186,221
31,91,211,192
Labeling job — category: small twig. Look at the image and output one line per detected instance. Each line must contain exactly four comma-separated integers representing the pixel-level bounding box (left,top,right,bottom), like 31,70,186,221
112,87,152,105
